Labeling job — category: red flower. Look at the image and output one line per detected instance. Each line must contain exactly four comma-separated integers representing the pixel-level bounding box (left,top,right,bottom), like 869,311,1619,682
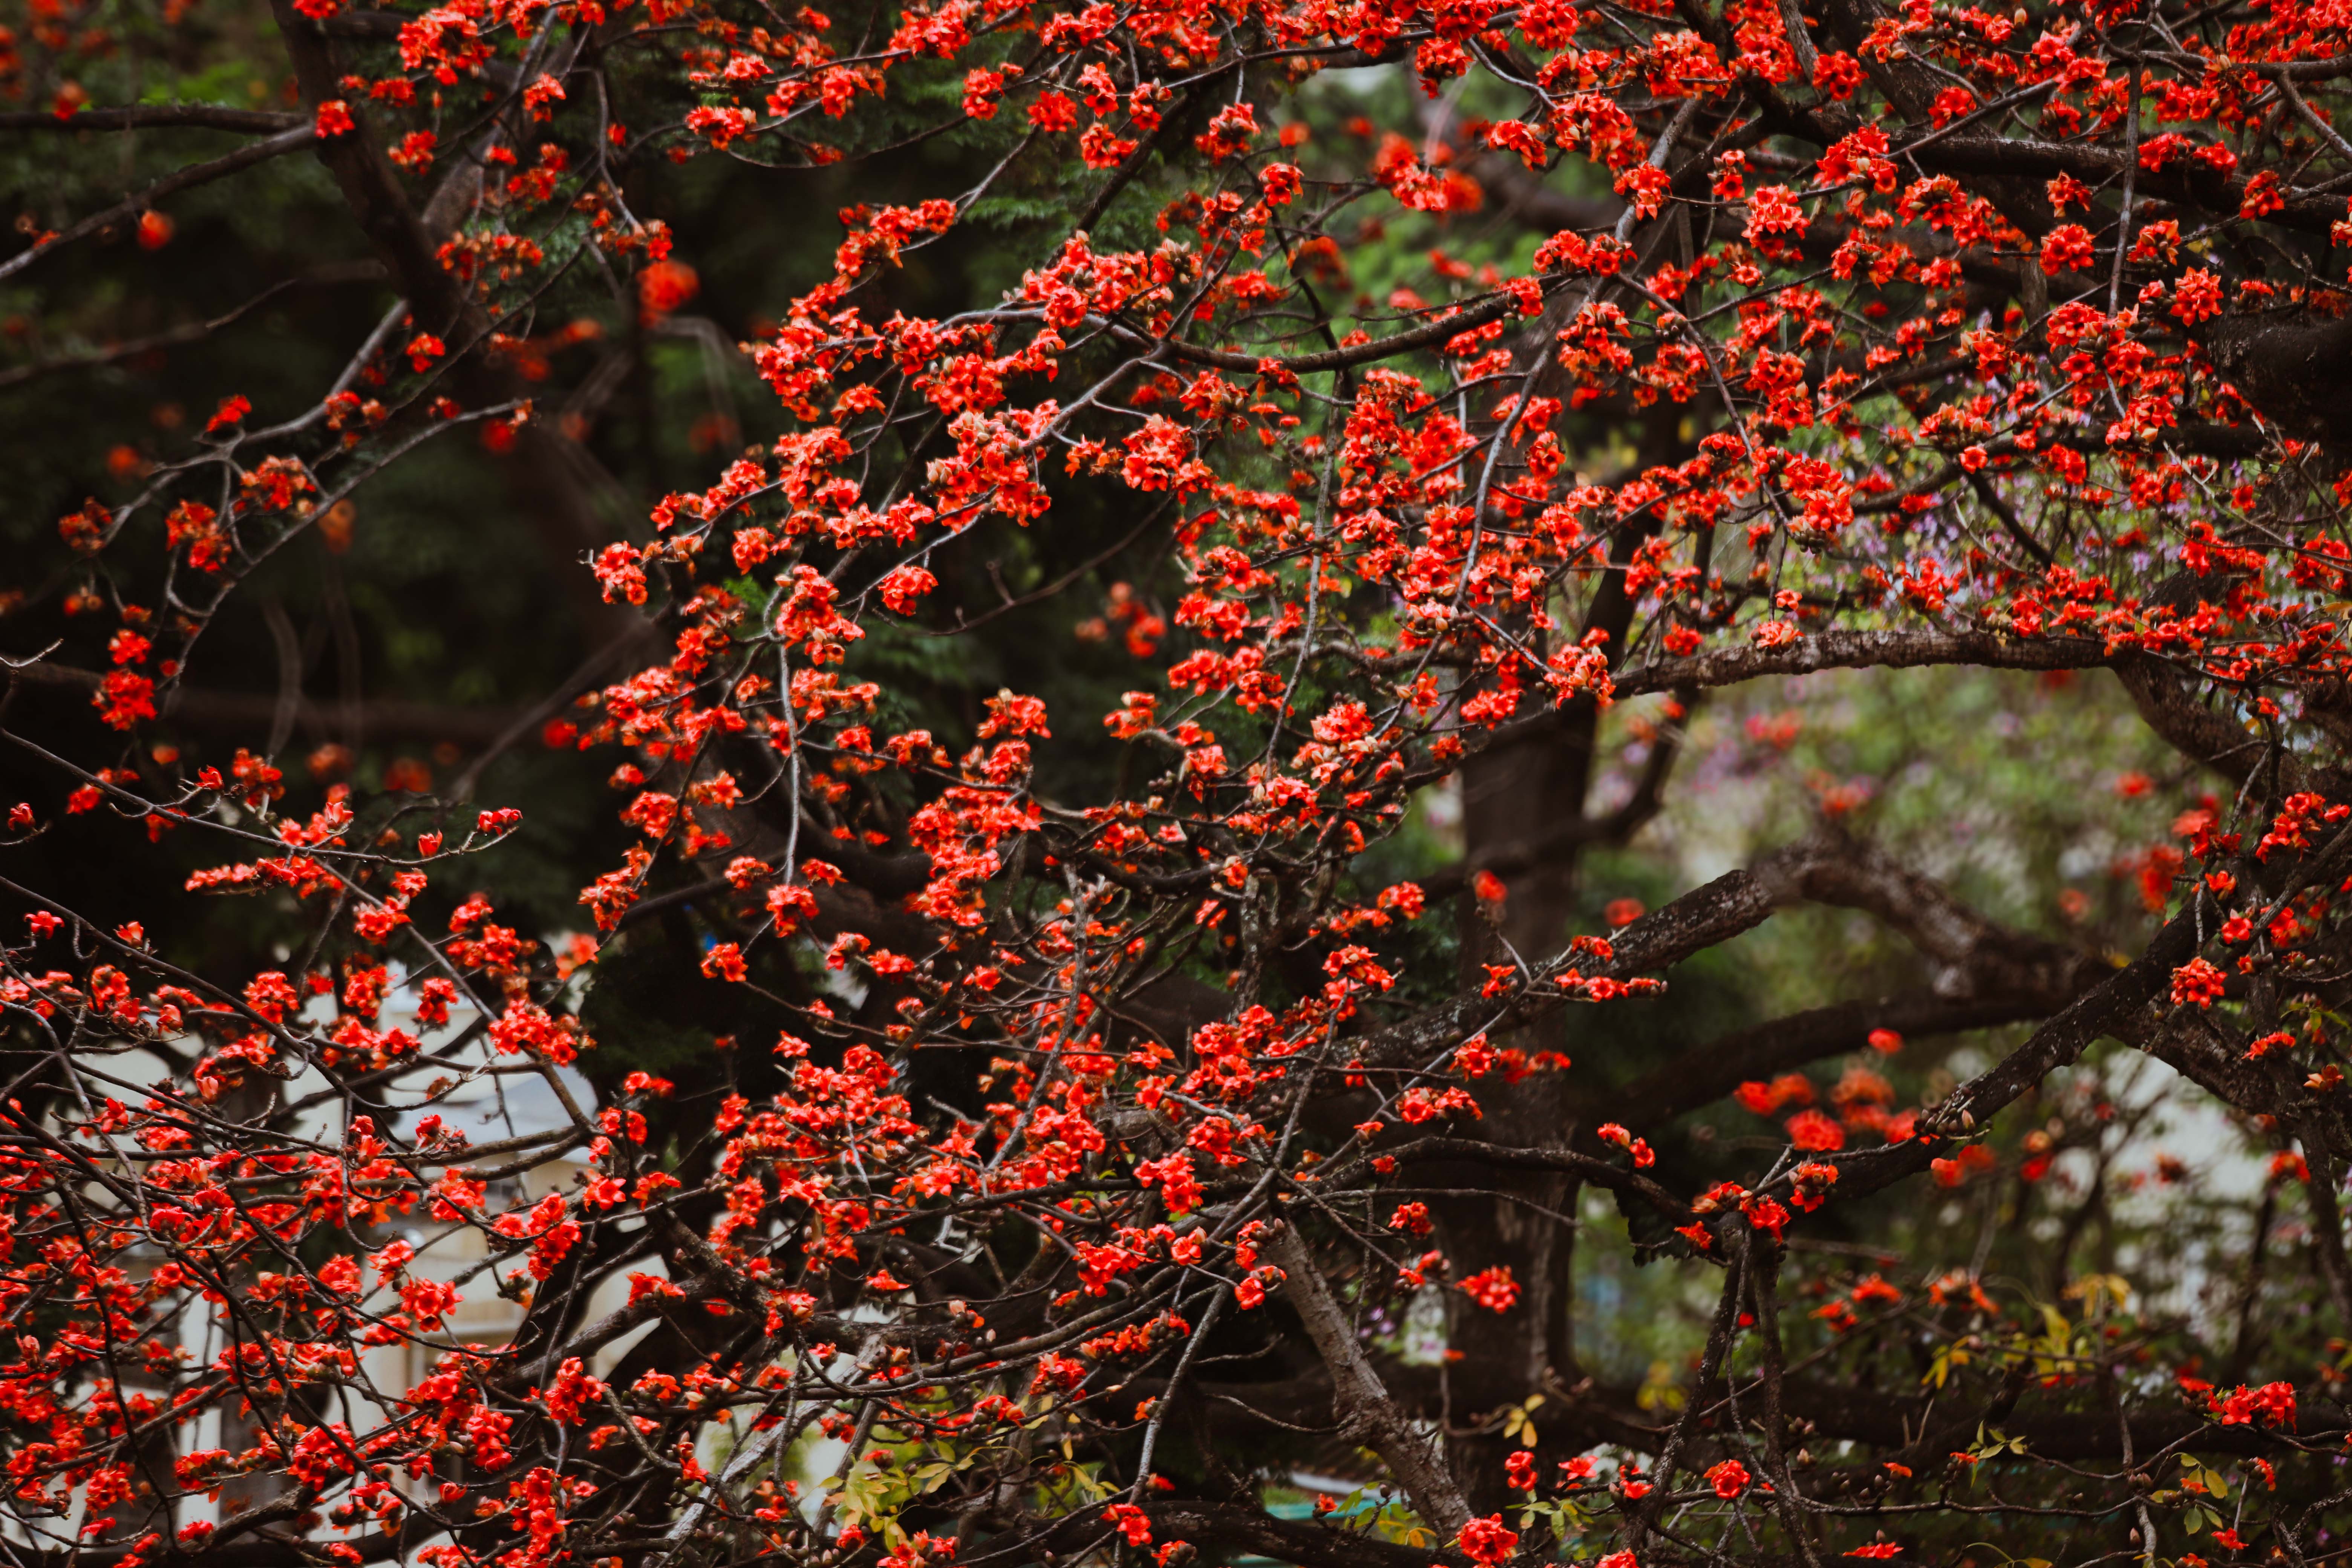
2209,1381,2295,1430
1104,1505,1151,1545
1455,1515,1519,1568
639,260,700,320
1457,1265,1520,1313
1785,1109,1845,1152
2171,957,2227,1009
2040,224,2095,276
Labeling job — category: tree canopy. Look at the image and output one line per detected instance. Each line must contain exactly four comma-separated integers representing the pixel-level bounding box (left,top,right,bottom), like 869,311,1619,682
6,0,2352,1564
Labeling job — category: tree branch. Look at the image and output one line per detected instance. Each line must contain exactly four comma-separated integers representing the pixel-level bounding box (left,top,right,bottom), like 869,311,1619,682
1095,284,1530,376
1608,988,2089,1129
1778,824,2095,1000
0,125,317,284
0,265,387,391
0,106,305,133
1354,826,1851,1070
1605,629,2115,706
1788,893,2212,1210
1265,1221,1474,1539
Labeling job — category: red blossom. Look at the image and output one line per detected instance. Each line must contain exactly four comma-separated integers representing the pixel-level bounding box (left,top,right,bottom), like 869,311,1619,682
1458,1265,1521,1313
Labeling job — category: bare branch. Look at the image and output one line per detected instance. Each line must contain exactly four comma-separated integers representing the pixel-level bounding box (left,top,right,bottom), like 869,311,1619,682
0,124,317,284
0,106,305,133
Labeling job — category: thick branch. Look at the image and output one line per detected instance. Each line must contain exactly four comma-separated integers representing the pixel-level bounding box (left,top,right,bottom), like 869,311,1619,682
1912,132,2344,238
1609,988,2089,1128
1265,1222,1473,1539
2112,650,2294,791
1794,894,2210,1208
1606,629,2115,706
1354,827,1851,1070
267,0,645,646
266,4,472,334
1785,826,2094,999
2190,309,2352,452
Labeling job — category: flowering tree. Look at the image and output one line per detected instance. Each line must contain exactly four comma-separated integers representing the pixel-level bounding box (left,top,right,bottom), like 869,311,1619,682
6,0,2352,1560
